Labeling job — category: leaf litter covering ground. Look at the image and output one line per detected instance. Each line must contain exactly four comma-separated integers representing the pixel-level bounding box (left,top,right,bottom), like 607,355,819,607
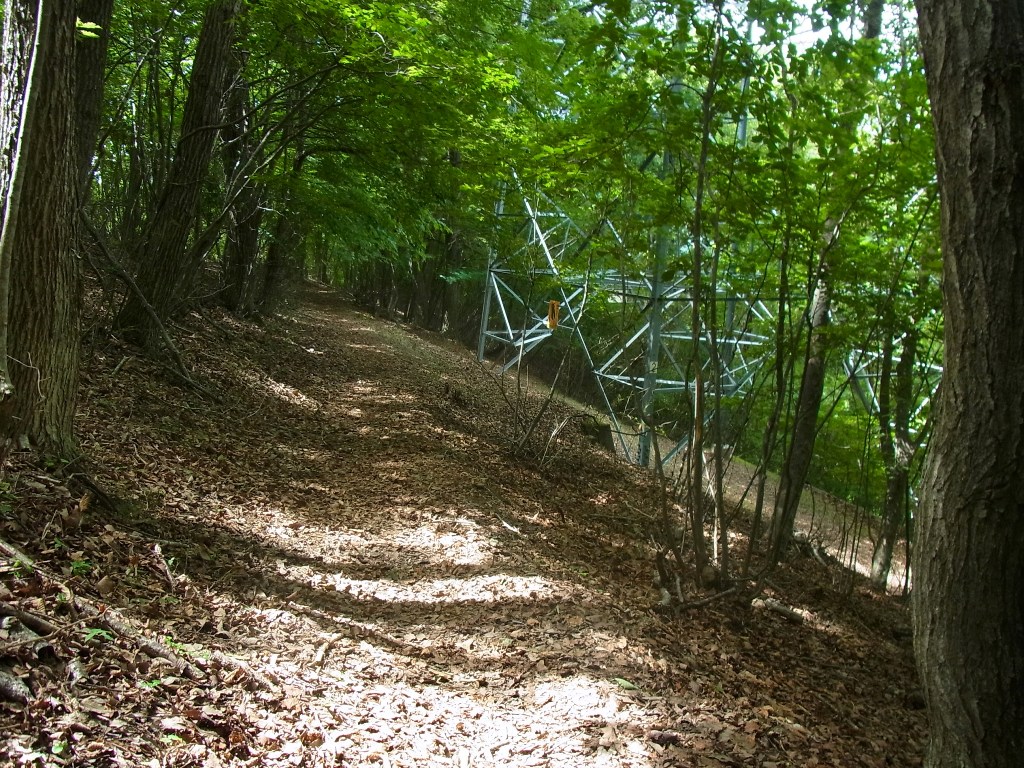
1,287,926,767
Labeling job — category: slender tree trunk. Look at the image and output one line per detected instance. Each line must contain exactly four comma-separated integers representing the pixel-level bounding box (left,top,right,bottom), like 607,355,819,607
116,0,241,346
870,329,916,589
259,210,298,313
744,101,798,576
768,268,830,562
119,127,146,251
222,183,264,314
744,266,788,576
221,50,264,315
0,0,80,456
258,152,306,314
767,4,884,562
913,1,1024,765
863,0,885,38
684,14,725,586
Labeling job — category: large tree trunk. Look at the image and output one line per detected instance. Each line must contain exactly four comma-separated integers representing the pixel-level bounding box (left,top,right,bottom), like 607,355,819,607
0,0,80,456
115,0,241,347
913,0,1024,765
0,0,36,399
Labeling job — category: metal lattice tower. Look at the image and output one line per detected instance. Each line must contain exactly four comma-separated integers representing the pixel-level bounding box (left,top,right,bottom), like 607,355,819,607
477,178,775,467
844,340,943,428
477,4,940,469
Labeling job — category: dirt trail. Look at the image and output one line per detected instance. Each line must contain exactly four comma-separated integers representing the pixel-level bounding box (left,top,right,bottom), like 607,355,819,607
1,287,925,767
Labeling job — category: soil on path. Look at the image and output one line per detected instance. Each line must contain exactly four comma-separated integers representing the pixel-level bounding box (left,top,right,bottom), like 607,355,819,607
1,287,925,767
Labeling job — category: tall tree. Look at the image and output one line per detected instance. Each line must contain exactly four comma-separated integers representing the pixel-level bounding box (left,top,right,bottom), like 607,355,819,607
115,0,241,347
0,0,79,455
767,5,885,562
219,45,264,316
913,0,1024,765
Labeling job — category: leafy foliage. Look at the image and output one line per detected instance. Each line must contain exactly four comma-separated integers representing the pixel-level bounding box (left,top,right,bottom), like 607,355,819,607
79,0,940,530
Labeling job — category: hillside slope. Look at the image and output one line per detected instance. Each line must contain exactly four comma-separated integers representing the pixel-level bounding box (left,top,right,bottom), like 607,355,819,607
1,287,925,767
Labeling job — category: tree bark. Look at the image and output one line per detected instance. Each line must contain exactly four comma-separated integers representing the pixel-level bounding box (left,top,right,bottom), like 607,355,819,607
768,269,830,563
0,0,80,455
73,0,113,194
0,0,37,399
116,0,241,346
913,0,1024,765
870,329,917,589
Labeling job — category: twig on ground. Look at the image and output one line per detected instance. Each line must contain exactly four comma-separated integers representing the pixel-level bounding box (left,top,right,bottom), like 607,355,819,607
0,607,93,653
208,649,284,694
752,596,807,624
72,597,205,680
677,585,740,610
0,535,203,680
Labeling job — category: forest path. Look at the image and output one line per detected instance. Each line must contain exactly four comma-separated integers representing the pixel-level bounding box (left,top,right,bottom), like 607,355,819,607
2,287,924,766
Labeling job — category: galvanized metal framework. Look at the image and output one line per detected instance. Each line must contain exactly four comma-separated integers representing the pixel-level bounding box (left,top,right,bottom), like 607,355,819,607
479,3,939,469
477,179,774,467
845,348,943,428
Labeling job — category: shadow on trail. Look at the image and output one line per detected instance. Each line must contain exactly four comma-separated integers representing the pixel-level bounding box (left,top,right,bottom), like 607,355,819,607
75,286,926,767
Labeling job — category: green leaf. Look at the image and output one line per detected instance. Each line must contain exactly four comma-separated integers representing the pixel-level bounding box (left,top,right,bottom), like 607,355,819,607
76,19,102,39
82,628,115,643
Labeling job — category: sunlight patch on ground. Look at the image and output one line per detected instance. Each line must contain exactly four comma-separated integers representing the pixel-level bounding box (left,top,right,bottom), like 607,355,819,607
343,324,383,333
322,517,497,568
326,573,564,605
344,381,417,405
235,588,669,766
345,341,391,351
264,652,661,767
387,522,494,565
239,370,320,411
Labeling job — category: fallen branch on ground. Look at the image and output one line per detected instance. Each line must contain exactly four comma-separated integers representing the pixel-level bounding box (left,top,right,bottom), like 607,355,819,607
678,585,740,610
752,596,808,624
0,536,202,680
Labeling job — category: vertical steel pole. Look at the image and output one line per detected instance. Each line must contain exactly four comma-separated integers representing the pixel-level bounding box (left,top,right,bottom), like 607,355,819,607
639,150,673,468
477,187,506,362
